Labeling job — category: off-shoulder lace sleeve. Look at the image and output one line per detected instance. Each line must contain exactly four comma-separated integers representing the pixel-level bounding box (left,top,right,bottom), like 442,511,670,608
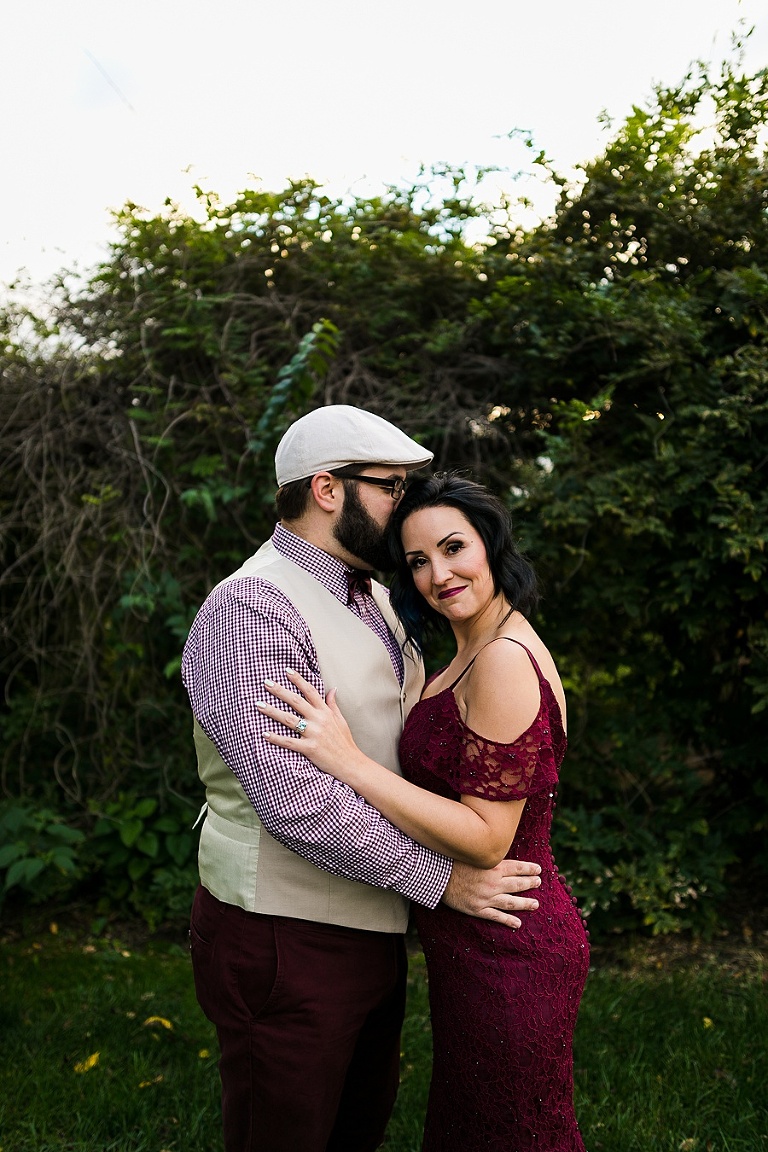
453,720,560,799
413,685,564,802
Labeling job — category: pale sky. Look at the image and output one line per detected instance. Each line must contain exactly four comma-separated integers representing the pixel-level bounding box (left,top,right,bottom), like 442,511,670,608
2,0,766,292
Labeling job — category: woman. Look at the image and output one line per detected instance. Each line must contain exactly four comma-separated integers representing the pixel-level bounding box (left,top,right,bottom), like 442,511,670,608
259,474,589,1152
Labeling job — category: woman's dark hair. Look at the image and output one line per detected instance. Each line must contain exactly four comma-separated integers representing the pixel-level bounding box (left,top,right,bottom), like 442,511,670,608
389,472,539,653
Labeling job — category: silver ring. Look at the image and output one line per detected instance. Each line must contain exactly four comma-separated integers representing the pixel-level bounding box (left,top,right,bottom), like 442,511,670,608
295,718,308,735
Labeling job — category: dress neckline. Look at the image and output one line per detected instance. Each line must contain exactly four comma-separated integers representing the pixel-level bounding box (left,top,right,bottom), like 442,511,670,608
418,640,565,750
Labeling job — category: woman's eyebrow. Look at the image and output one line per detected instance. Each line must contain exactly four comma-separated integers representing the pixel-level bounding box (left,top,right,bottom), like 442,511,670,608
405,531,465,556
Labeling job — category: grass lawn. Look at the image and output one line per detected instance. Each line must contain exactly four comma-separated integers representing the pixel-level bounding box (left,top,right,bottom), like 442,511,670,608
1,916,766,1151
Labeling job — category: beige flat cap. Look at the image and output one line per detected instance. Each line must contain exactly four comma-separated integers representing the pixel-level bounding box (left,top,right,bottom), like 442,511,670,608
275,405,433,486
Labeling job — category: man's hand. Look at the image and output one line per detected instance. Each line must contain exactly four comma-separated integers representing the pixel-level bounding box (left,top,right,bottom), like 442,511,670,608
442,859,541,929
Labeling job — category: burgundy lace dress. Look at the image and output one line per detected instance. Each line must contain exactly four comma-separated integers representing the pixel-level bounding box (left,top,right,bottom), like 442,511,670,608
399,639,589,1152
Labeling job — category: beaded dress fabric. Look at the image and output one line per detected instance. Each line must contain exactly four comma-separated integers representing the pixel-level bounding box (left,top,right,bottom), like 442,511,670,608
399,639,589,1151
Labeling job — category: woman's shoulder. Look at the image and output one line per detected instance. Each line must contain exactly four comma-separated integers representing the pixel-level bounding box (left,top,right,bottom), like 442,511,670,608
460,636,542,745
471,628,553,685
475,633,539,669
474,629,567,737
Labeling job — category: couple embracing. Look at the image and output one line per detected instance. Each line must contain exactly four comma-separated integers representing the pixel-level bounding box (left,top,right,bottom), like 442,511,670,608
182,405,588,1152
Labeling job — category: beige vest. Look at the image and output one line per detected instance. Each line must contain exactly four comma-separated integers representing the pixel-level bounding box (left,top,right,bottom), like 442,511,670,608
194,540,424,932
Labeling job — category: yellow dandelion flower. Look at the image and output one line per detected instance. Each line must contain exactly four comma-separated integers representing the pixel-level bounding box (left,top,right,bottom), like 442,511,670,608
198,1048,211,1059
703,1017,714,1029
74,1052,100,1074
143,1016,173,1030
49,922,58,935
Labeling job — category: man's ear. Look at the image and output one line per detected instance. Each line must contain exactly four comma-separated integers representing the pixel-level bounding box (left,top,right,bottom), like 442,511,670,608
309,472,341,513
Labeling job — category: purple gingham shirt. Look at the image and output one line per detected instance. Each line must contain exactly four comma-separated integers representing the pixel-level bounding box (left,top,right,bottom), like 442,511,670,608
182,523,452,909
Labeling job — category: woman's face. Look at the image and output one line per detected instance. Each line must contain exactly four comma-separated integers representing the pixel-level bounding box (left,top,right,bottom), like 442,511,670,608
400,505,497,623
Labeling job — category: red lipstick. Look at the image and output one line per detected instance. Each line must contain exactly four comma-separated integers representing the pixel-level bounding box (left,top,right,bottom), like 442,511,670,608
438,587,465,600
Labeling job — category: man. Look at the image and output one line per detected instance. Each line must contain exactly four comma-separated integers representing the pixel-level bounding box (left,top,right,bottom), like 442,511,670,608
182,405,541,1152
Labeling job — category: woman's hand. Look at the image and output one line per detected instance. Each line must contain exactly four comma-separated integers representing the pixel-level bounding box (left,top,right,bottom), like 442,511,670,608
259,673,524,869
257,669,369,784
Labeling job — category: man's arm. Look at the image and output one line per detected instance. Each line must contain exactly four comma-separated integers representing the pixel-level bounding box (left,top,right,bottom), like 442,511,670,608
183,580,451,907
183,579,542,921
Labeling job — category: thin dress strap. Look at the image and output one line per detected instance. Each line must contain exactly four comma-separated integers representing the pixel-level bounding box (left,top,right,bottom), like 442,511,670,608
447,636,544,691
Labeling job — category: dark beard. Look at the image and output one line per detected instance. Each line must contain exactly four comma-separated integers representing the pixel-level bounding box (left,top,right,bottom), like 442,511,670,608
333,482,394,572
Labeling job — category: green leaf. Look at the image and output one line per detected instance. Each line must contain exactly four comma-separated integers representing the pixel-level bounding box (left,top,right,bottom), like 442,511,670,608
5,857,46,889
134,798,158,820
0,844,23,868
127,857,151,882
163,656,182,679
166,833,192,866
119,819,144,848
47,824,86,844
136,831,159,858
50,848,79,873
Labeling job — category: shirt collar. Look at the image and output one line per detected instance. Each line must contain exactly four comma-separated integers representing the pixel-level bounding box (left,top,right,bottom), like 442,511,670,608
272,522,362,607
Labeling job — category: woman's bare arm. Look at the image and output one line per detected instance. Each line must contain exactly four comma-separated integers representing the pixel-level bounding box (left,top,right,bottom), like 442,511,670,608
258,650,541,868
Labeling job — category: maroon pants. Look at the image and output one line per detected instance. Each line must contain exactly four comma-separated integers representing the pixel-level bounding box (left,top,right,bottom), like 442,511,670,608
190,885,407,1152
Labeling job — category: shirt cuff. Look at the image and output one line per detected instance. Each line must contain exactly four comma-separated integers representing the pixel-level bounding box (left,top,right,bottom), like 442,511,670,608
390,850,453,909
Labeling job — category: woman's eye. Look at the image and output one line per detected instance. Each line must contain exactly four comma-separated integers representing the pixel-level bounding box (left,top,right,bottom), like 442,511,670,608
409,557,426,571
446,541,463,555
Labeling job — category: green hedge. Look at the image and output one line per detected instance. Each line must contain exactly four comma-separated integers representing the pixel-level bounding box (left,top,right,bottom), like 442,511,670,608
1,55,766,936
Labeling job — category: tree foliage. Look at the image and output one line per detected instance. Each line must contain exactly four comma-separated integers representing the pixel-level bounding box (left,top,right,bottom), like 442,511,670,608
1,54,765,933
480,58,768,931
